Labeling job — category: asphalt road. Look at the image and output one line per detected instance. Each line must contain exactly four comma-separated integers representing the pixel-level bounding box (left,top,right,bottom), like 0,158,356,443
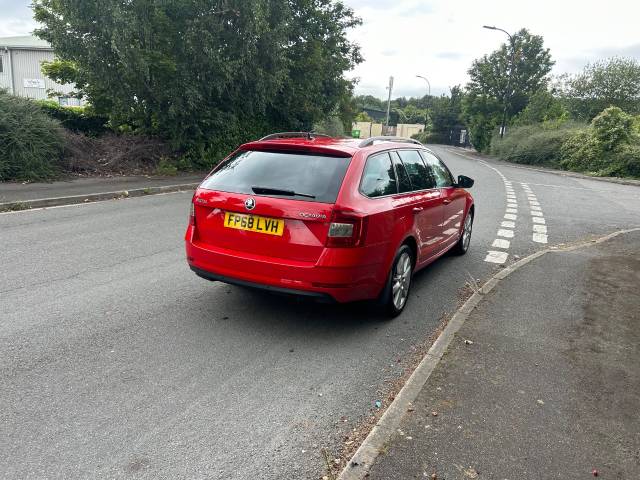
1,148,639,479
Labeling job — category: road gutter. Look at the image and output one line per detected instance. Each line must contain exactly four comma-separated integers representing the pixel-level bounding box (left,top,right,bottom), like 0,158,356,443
0,182,199,212
337,227,640,480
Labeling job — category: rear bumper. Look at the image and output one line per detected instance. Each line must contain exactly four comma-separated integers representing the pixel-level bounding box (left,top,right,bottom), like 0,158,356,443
185,237,384,303
190,266,336,302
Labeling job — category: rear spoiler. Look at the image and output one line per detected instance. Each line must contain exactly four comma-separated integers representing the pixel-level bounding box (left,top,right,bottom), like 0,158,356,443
239,141,354,158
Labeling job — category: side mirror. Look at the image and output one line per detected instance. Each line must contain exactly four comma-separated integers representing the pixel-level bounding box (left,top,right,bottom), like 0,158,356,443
457,175,474,189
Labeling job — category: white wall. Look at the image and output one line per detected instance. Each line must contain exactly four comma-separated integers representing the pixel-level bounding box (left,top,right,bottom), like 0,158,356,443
352,122,383,139
0,50,13,93
11,49,76,101
396,124,424,138
1,48,79,104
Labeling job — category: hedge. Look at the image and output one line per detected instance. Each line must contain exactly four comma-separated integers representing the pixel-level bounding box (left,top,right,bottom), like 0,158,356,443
489,107,640,178
37,100,109,136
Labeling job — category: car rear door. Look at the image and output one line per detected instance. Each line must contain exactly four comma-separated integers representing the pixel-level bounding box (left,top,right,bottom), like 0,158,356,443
391,150,445,262
192,149,351,264
421,150,466,249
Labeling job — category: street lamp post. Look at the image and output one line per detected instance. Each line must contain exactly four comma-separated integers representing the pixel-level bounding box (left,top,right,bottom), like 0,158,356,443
483,25,516,139
416,75,431,131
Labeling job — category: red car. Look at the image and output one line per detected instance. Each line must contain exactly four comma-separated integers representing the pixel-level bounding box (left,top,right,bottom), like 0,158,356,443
185,133,474,316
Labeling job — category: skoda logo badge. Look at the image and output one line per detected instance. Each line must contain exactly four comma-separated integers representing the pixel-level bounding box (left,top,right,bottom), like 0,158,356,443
245,197,256,211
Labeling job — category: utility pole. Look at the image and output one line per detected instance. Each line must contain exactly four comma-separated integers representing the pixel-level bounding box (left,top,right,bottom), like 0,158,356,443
483,25,516,138
385,76,394,132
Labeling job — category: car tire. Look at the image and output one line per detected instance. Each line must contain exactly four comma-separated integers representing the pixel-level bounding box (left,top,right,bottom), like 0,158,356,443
379,244,414,317
452,209,473,255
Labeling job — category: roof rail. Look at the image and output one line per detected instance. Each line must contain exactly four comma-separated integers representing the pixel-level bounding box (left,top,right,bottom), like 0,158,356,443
259,132,332,141
358,136,423,148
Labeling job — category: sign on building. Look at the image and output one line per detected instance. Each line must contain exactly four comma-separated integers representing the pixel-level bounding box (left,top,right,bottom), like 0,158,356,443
23,78,46,89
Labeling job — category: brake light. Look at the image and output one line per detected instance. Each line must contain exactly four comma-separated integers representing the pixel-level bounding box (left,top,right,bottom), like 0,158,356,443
326,211,368,247
189,199,196,226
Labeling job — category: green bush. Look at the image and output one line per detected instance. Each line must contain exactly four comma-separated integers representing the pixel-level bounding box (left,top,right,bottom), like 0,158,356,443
411,131,451,145
0,91,65,181
559,129,604,172
313,116,345,137
490,123,582,167
611,144,640,177
37,100,109,136
591,106,633,150
560,129,640,178
155,157,178,176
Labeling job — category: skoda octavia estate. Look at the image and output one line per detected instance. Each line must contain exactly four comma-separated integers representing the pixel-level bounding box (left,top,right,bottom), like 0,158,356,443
185,133,474,316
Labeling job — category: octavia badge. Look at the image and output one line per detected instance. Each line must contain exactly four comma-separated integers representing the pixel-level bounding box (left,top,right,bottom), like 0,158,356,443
245,197,256,211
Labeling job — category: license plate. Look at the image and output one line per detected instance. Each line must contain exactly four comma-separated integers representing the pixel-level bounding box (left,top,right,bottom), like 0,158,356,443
223,212,284,236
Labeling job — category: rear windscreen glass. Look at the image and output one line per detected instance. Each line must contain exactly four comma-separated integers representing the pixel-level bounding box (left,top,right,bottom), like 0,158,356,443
200,150,351,203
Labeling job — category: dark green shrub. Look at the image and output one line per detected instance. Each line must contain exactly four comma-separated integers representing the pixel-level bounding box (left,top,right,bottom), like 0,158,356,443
560,131,640,178
411,131,451,145
37,100,109,136
591,106,633,150
491,123,582,167
610,144,640,177
559,108,640,178
559,130,604,172
0,91,65,181
313,116,345,137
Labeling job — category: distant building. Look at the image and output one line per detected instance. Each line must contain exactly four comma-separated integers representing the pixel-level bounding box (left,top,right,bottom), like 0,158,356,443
0,35,81,105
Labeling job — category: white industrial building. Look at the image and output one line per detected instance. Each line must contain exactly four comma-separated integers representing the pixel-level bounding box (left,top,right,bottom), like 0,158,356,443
0,35,80,105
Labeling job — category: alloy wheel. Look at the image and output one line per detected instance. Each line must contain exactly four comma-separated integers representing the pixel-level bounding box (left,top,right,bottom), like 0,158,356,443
462,213,473,251
392,252,412,310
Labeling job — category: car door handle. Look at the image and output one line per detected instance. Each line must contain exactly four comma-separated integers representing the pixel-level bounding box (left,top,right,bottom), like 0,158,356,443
443,199,452,205
412,207,424,213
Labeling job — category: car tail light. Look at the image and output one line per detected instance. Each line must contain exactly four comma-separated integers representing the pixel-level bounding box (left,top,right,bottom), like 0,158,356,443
326,211,368,248
189,199,196,226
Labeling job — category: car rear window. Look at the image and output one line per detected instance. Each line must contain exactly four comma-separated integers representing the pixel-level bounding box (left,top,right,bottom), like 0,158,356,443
200,150,351,203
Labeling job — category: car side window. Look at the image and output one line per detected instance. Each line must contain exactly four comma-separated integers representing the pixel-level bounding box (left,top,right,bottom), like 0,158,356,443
390,151,413,193
396,150,436,191
421,151,454,188
360,152,398,197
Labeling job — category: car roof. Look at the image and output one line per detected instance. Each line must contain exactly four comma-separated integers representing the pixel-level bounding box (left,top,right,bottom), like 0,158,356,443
240,134,425,158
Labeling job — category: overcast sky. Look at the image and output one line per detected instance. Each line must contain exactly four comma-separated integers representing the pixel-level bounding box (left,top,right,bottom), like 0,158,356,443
2,0,639,100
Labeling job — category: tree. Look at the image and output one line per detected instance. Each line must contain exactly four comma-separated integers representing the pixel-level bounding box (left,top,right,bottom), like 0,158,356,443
34,0,361,162
354,95,385,111
513,87,567,126
461,92,502,151
463,28,554,150
431,86,464,135
559,57,640,120
395,104,427,125
354,111,373,122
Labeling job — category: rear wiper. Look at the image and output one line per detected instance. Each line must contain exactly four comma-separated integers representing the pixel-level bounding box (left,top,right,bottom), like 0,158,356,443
251,186,316,199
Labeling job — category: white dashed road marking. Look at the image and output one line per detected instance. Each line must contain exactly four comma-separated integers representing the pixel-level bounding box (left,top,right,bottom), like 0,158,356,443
448,152,552,264
521,183,549,244
478,160,519,265
485,250,509,264
492,239,511,249
533,233,549,244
